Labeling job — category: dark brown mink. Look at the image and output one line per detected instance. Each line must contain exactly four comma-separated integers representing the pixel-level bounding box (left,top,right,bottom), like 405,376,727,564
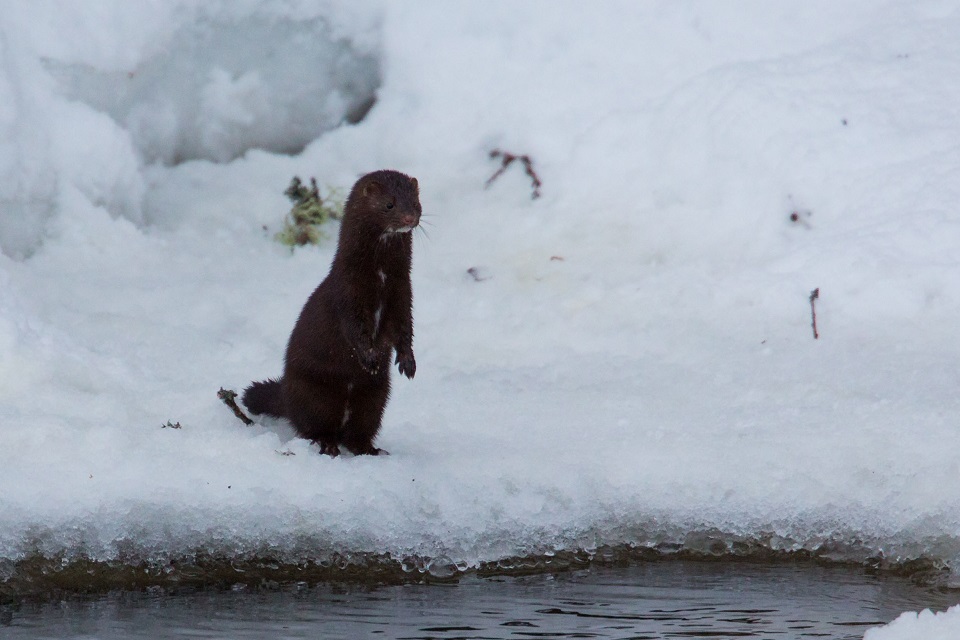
242,170,421,456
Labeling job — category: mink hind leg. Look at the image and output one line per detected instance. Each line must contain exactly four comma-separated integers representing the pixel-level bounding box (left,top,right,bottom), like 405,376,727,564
282,374,347,456
341,375,391,456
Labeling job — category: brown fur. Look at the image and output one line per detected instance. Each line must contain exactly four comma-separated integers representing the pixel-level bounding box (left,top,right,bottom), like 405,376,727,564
243,170,421,456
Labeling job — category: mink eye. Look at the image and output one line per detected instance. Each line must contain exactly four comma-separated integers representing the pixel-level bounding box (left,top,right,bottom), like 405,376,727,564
386,198,395,210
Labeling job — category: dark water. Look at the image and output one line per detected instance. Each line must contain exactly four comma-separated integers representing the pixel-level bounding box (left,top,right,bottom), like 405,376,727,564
2,562,956,639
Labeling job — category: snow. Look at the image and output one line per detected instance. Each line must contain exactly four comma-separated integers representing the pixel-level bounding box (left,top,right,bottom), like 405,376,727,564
1,0,960,632
865,605,960,640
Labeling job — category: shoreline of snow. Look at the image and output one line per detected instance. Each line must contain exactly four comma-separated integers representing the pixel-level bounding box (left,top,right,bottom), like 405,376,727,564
0,542,950,603
2,1,960,635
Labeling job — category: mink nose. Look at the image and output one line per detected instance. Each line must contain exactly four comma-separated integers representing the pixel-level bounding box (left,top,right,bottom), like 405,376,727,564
400,213,418,227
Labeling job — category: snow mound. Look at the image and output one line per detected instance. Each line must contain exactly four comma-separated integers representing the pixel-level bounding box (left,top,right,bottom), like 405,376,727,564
865,605,960,640
47,9,380,166
0,1,380,258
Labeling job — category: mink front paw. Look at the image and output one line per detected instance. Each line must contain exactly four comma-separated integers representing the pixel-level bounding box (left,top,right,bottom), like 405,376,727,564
396,350,416,379
358,347,380,374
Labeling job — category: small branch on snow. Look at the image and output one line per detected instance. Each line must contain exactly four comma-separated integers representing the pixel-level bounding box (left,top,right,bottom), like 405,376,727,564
218,387,254,425
809,288,820,340
485,149,542,199
466,267,490,282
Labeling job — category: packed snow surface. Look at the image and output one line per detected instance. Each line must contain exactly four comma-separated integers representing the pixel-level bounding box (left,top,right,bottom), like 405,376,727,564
865,605,960,640
1,0,960,631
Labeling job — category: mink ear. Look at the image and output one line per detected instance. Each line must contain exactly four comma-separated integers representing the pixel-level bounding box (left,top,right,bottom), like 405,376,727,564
363,181,384,197
410,177,419,192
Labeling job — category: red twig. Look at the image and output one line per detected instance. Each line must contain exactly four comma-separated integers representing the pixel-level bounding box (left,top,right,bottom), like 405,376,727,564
809,288,820,339
485,149,542,199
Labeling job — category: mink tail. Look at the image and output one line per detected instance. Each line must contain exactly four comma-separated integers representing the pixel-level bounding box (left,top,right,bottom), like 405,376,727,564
242,378,285,418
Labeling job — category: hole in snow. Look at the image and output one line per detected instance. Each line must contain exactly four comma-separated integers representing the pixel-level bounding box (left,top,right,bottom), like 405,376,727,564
45,15,381,165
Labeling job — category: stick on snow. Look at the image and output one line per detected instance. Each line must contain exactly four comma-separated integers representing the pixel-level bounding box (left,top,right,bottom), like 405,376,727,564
809,288,820,339
485,149,542,199
218,387,254,425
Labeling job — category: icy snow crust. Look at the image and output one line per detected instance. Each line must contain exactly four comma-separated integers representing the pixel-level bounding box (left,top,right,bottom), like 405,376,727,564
1,0,960,612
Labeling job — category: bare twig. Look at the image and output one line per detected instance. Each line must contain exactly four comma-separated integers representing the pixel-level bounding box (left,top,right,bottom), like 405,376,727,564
218,387,254,425
485,149,542,199
809,288,820,339
466,267,490,282
484,150,514,186
161,420,182,429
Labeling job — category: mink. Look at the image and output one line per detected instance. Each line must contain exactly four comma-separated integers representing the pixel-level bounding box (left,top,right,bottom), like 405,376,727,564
243,170,421,456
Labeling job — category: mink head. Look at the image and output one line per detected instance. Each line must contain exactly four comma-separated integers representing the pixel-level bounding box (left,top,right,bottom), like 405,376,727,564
348,170,422,235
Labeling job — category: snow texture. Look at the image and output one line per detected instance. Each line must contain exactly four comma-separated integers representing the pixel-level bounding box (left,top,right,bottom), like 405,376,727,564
1,0,960,632
865,605,960,640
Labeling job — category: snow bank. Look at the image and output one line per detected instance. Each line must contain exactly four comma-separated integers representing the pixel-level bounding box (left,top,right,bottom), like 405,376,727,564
865,605,960,640
1,2,959,628
0,0,379,258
